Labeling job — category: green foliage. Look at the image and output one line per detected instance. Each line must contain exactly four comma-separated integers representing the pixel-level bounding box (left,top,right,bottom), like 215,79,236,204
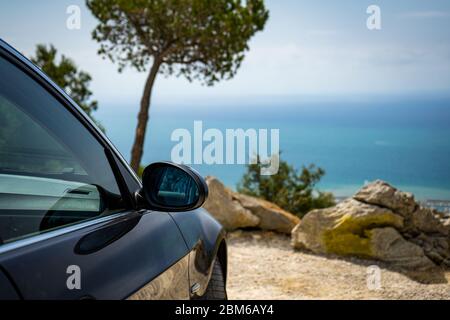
86,0,269,85
30,44,104,131
87,0,269,170
237,156,335,217
137,165,145,178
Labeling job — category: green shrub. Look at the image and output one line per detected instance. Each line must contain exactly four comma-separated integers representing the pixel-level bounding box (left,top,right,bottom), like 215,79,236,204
237,156,335,217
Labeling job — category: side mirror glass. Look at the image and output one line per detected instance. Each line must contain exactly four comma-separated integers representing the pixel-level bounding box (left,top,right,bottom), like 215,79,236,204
140,162,208,212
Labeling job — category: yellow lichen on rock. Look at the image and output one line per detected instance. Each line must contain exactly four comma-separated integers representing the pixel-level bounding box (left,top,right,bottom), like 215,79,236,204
322,212,404,258
291,180,445,270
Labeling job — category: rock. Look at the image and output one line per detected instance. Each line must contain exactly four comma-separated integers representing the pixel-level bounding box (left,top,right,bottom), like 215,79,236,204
410,207,449,236
354,180,416,216
443,259,450,268
291,199,404,256
233,193,300,234
203,176,299,234
292,180,450,269
369,227,435,270
410,233,450,265
203,177,259,230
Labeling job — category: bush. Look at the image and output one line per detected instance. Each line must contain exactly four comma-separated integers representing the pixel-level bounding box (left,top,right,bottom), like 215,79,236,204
237,156,335,217
137,165,145,178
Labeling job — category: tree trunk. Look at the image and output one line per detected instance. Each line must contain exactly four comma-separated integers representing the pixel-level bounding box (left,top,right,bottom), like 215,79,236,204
130,61,161,172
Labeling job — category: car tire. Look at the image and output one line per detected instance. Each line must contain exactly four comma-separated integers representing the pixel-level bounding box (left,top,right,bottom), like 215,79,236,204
200,259,227,300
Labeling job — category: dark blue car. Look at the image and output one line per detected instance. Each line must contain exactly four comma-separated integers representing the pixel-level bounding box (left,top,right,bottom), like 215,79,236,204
0,39,227,300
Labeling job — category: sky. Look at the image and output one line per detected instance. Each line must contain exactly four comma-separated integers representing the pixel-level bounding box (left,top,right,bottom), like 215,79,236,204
1,0,450,107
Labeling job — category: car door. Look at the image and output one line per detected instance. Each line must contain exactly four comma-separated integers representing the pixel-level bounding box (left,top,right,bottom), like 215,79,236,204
0,267,20,299
0,45,190,300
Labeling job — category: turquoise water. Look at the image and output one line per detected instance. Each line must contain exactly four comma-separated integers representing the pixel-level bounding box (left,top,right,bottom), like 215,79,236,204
96,95,450,201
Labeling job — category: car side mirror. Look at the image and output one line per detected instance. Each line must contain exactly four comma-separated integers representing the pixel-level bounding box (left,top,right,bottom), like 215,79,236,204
138,162,208,212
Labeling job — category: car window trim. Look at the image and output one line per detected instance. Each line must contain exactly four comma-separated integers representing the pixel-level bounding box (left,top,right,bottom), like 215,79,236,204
0,210,134,255
0,41,141,206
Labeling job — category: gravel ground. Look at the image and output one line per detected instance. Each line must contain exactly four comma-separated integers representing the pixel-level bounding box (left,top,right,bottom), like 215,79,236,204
226,231,450,300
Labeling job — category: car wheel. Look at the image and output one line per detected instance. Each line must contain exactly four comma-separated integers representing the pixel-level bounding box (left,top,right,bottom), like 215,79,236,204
200,259,227,300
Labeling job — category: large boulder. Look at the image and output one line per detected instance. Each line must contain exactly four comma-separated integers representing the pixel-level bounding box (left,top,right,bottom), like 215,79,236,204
203,177,259,230
292,181,450,269
369,227,434,270
203,176,299,234
409,207,449,236
291,199,405,257
233,193,300,234
409,233,450,267
354,180,416,216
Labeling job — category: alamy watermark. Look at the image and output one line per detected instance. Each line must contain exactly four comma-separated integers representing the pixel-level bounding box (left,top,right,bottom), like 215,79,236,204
66,5,81,30
66,265,81,290
171,121,280,175
367,5,382,30
366,265,382,291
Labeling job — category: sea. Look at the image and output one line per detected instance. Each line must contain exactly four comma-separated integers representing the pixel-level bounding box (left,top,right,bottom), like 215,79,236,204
95,94,450,209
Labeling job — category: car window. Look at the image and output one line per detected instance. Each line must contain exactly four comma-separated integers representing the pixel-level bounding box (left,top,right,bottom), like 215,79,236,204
0,54,126,245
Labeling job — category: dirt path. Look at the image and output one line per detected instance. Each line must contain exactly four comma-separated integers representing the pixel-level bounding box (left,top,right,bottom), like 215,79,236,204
226,231,450,300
